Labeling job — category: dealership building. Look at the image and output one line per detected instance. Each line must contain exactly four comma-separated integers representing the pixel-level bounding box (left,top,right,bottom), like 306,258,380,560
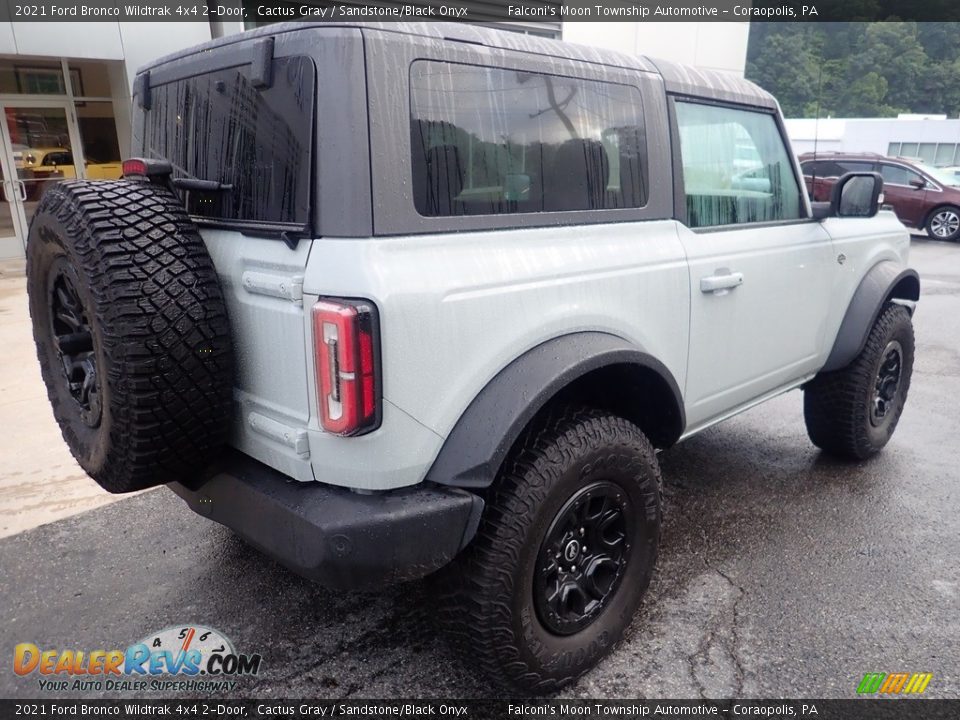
785,116,960,167
0,21,217,261
0,12,749,263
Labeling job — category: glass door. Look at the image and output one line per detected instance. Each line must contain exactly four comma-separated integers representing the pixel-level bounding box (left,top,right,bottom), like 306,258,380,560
0,101,84,250
0,147,21,259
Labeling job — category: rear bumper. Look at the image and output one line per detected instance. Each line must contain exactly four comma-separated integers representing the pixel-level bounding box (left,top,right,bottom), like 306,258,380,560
169,451,483,590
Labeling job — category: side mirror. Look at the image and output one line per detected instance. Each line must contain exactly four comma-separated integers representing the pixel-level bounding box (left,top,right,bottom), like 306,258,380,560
813,172,883,220
909,178,926,190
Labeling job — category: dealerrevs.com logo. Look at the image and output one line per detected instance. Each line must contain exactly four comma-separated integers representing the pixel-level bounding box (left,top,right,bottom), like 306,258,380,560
857,672,933,695
13,625,262,693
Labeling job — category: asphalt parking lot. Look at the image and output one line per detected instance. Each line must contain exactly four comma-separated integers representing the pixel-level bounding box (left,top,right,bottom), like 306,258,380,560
1,238,958,700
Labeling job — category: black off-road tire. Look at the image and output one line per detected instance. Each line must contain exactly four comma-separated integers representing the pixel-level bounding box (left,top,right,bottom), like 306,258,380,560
438,407,662,692
26,180,233,493
804,303,914,460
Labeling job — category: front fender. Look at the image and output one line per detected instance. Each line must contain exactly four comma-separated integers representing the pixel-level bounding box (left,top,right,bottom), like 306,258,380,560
822,261,920,372
425,332,684,489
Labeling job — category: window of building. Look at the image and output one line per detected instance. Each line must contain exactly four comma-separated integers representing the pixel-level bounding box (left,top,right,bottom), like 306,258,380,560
0,59,69,95
899,142,919,158
409,60,648,217
889,142,960,167
64,60,114,99
918,143,937,165
934,144,956,166
675,101,803,228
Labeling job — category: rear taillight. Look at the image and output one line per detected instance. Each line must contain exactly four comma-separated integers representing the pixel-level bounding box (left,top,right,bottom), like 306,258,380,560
121,157,172,179
312,298,380,436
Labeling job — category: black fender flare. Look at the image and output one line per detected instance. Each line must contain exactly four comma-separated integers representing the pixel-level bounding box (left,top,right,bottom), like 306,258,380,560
822,261,920,372
425,332,685,489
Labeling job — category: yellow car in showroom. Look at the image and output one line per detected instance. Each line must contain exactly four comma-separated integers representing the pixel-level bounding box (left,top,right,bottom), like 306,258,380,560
15,147,122,198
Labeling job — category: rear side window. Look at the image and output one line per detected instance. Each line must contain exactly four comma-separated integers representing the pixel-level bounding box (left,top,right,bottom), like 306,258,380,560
880,164,923,187
142,57,315,228
410,60,648,217
675,101,803,228
43,152,72,166
802,159,874,177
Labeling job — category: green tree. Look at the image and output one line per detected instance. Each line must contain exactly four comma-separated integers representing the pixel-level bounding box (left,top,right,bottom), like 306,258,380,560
850,23,926,113
843,72,892,116
915,21,960,62
746,21,960,118
745,30,820,116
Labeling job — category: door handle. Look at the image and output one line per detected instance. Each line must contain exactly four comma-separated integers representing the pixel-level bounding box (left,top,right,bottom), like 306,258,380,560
700,270,744,294
15,180,26,202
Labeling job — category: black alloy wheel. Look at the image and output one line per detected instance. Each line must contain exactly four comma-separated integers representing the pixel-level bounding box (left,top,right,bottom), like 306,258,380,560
535,481,632,635
47,257,101,428
870,340,903,428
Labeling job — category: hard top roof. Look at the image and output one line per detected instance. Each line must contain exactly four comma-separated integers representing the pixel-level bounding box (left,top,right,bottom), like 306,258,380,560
140,21,776,111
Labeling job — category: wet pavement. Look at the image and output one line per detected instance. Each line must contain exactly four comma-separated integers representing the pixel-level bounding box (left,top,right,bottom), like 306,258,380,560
1,238,958,700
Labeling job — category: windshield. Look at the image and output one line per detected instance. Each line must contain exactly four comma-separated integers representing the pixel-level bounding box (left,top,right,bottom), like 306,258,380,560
914,161,960,187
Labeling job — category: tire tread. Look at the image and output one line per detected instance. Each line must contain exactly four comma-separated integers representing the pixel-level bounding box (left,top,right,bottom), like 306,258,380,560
436,406,661,692
804,303,913,460
27,180,233,492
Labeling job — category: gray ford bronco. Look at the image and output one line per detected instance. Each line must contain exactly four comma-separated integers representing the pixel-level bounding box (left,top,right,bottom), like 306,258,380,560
26,22,919,691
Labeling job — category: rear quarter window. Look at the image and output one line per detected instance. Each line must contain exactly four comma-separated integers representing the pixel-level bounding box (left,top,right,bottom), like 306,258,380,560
409,60,648,217
142,56,315,228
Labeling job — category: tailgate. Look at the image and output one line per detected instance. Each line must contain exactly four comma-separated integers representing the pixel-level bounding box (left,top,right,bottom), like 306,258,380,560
201,230,315,482
133,38,321,481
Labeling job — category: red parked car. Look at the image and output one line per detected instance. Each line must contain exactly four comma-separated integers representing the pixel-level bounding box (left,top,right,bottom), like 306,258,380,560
799,152,960,242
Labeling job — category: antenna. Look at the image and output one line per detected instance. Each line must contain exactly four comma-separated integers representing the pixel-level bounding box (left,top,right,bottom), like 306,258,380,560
810,63,824,201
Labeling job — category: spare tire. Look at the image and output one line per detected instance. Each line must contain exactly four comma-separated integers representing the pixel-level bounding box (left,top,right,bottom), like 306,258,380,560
26,180,233,493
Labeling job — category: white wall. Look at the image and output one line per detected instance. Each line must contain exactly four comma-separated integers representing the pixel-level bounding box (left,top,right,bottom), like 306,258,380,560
112,23,213,155
0,21,214,261
0,21,212,162
0,20,211,92
785,117,960,161
563,21,750,76
789,138,843,155
117,23,212,90
782,118,846,156
0,23,123,59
